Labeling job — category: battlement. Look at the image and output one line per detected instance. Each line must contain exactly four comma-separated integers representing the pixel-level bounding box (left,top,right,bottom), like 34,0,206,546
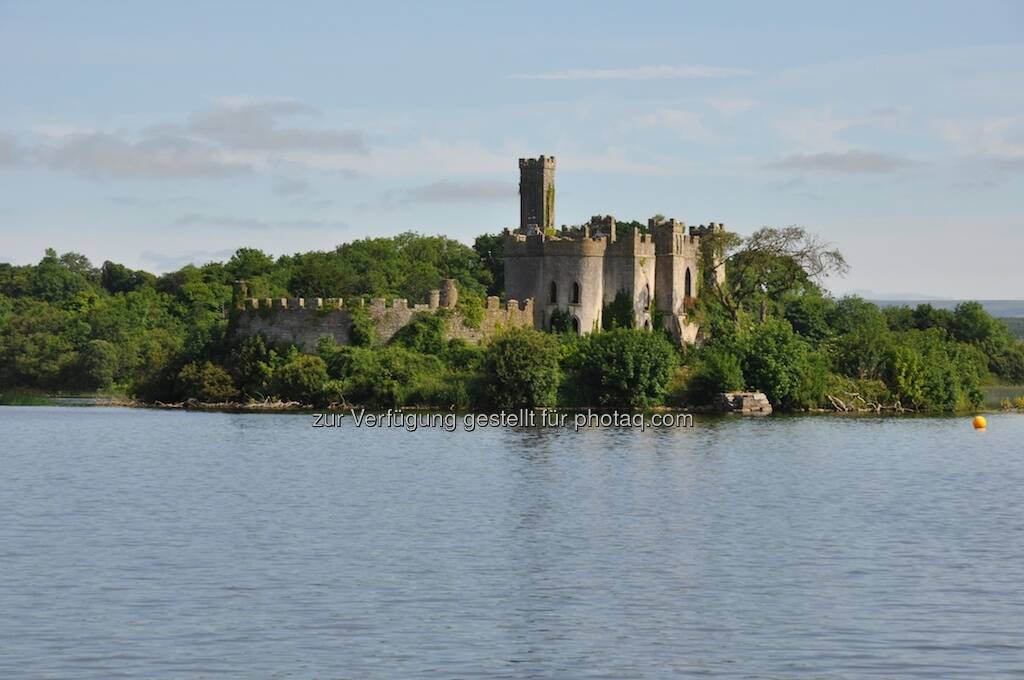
690,222,725,237
485,296,533,313
243,296,413,312
503,228,608,257
606,226,656,257
519,155,556,169
235,278,535,350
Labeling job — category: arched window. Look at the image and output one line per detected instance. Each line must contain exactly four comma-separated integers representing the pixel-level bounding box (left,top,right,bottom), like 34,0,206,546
571,316,580,334
549,281,557,304
571,281,581,304
642,283,651,307
684,268,692,298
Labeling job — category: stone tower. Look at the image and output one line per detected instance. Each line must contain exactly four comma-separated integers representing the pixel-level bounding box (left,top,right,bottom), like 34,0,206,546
519,155,556,231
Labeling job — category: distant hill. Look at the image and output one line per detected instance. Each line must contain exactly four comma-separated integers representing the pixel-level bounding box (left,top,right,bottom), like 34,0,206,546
870,300,1024,318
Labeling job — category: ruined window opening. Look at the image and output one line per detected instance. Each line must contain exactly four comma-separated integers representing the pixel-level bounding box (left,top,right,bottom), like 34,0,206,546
571,316,580,334
571,281,580,304
549,281,557,304
684,268,692,298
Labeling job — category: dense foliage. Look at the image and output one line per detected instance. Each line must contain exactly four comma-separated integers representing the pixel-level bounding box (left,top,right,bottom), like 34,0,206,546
2,226,1022,413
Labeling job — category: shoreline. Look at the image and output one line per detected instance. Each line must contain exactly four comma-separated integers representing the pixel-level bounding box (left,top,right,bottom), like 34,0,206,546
2,393,1019,417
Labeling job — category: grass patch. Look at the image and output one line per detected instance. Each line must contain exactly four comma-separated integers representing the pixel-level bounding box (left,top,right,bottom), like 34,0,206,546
0,389,56,405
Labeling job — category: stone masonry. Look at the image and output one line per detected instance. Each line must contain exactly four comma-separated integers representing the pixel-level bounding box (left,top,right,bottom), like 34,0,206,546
233,154,727,349
505,155,727,343
233,280,533,351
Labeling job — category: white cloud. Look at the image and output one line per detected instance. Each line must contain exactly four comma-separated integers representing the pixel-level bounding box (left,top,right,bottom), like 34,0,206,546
272,177,311,196
4,98,368,180
0,134,22,165
509,64,750,81
189,98,368,153
773,106,909,152
707,98,756,116
769,150,912,174
398,180,515,203
172,212,348,231
933,115,1024,158
632,109,717,142
41,132,251,178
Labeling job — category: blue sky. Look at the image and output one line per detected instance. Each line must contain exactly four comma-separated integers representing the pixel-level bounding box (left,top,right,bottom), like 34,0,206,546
1,1,1022,297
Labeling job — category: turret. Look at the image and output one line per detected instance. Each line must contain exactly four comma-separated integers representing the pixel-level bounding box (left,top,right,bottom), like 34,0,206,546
519,155,556,231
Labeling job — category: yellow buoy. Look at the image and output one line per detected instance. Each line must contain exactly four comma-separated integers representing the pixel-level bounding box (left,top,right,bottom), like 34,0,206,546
973,415,987,430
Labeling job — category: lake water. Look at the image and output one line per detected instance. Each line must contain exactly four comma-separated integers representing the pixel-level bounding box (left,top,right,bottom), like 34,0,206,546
2,407,1023,679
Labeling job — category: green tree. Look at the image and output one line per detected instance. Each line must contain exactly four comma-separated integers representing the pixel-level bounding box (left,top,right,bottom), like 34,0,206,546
602,289,636,330
568,328,678,407
75,339,118,390
176,361,238,403
272,353,330,405
741,317,825,409
688,345,745,405
390,311,449,355
480,327,560,408
472,233,504,297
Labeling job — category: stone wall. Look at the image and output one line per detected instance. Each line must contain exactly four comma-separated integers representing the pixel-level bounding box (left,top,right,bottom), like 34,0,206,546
234,293,533,351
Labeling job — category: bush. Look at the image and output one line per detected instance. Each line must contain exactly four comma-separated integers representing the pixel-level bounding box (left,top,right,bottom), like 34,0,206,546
225,334,279,398
740,317,825,409
568,328,678,407
548,308,572,333
272,353,330,405
347,305,376,347
480,327,560,409
176,361,238,402
602,289,635,330
323,344,452,407
688,345,745,405
457,294,485,329
390,311,448,355
75,339,118,390
882,329,984,411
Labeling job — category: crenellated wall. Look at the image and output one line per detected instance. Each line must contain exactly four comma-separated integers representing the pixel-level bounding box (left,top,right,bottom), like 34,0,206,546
233,281,533,351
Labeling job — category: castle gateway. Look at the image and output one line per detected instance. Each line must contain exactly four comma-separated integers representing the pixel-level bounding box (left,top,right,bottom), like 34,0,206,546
504,155,725,344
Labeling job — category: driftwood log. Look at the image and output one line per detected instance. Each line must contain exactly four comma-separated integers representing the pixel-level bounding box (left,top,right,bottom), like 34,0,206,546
826,392,908,413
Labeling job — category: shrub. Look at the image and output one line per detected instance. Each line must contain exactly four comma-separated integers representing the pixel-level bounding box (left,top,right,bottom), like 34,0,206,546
176,361,238,403
480,327,560,409
548,308,572,333
688,345,745,405
272,353,330,405
602,289,635,330
390,311,448,355
457,294,485,329
741,317,825,409
75,339,118,390
347,305,376,347
225,334,279,398
327,345,450,407
568,328,678,407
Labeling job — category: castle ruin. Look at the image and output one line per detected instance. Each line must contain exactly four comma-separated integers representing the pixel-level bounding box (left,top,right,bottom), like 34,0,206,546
233,280,533,351
233,154,726,349
504,155,726,343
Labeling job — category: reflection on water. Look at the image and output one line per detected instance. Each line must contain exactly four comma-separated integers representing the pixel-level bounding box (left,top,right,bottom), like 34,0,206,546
2,407,1023,678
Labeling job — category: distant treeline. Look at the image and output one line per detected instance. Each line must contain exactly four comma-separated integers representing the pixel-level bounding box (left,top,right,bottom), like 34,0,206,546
1000,318,1024,341
1,227,1022,412
874,299,1024,318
